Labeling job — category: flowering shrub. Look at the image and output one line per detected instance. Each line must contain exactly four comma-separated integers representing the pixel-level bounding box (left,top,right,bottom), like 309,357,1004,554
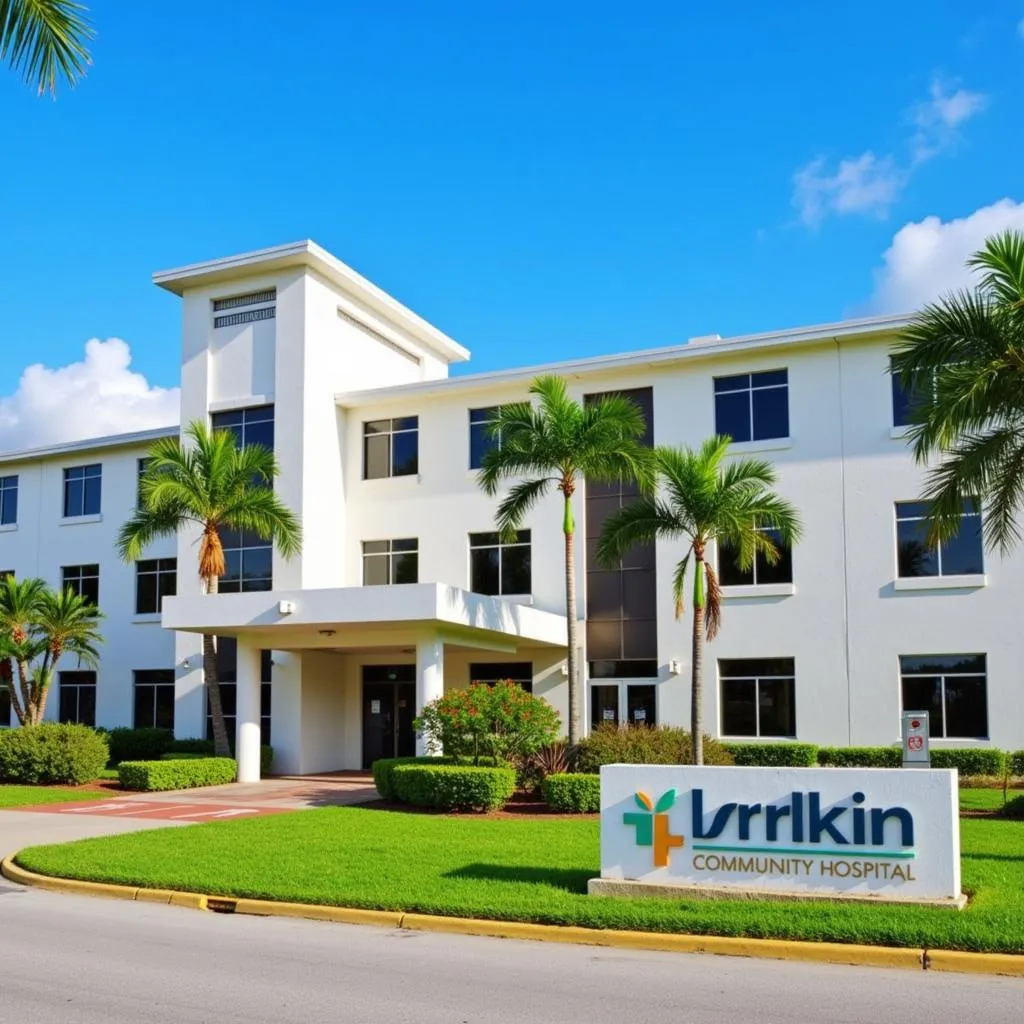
414,681,560,764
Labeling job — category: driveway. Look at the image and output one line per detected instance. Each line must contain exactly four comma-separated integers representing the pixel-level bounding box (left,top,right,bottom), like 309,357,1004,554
0,773,377,860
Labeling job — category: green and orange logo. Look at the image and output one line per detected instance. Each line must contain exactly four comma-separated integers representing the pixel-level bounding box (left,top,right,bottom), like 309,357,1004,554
624,789,685,867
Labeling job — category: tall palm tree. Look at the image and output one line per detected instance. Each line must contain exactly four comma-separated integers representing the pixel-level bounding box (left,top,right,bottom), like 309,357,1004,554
1,0,93,96
597,438,801,764
118,421,302,757
477,375,655,744
0,576,102,725
891,230,1024,553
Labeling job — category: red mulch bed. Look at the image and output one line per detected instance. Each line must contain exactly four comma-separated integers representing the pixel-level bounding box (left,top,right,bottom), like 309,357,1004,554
362,790,596,820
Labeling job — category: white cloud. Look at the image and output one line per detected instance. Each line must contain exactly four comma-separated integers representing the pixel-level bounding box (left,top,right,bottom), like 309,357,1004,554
793,152,904,226
792,77,988,228
910,79,988,164
0,339,180,454
867,198,1024,313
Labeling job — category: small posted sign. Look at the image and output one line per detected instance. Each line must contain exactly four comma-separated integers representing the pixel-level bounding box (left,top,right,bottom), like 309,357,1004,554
902,711,930,768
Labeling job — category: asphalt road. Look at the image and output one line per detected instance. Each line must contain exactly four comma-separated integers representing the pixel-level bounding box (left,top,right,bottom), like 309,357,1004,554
1,883,1021,1024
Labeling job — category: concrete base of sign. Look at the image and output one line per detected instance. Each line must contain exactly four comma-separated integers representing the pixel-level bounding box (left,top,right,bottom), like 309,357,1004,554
587,878,968,911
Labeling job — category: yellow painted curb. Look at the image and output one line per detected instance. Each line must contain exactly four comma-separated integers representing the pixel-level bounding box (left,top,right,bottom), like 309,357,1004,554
927,950,1024,977
4,854,1022,977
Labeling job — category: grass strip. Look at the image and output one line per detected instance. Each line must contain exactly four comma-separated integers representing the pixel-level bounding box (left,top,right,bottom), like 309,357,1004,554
15,806,1024,954
0,785,103,808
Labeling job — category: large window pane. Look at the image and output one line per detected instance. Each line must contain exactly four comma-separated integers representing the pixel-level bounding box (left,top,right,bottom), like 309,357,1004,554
714,390,751,442
896,518,938,577
941,517,984,575
758,678,796,737
943,676,987,739
752,386,788,440
721,678,757,736
363,433,390,479
470,547,500,595
591,685,619,728
501,544,531,594
627,684,656,726
393,552,418,584
392,431,419,476
901,676,943,735
363,553,389,586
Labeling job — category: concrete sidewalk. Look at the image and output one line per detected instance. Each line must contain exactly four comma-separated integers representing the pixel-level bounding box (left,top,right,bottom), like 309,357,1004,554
0,809,186,860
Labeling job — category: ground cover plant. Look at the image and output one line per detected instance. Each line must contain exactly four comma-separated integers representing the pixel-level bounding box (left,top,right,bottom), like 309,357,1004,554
16,805,1024,954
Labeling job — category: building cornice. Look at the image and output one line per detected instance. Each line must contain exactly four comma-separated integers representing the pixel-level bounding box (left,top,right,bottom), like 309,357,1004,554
334,313,913,407
0,426,178,466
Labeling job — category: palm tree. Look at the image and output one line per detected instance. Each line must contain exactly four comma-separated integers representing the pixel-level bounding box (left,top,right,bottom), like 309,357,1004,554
891,230,1024,554
597,438,801,764
477,375,655,745
1,0,94,96
118,421,302,757
0,576,103,725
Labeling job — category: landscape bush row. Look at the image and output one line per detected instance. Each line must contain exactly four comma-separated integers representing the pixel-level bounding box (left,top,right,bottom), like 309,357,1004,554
118,757,238,792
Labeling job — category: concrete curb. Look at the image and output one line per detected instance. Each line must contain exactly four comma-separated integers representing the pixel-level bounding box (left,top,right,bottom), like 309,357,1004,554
4,855,1022,977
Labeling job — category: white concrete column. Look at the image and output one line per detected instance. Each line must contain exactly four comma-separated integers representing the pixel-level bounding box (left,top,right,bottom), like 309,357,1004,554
236,639,263,783
415,635,445,756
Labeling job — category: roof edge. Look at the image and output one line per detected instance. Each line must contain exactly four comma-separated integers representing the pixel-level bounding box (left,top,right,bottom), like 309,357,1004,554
0,425,178,465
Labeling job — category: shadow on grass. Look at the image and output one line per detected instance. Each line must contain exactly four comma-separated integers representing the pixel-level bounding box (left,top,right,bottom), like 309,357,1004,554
442,862,592,893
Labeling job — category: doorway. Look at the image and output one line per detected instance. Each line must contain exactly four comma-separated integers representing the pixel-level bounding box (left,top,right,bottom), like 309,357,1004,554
362,665,416,768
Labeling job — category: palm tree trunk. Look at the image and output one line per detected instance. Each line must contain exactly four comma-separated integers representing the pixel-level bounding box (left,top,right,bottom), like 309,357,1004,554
16,659,36,725
203,573,232,758
564,509,581,746
691,556,705,766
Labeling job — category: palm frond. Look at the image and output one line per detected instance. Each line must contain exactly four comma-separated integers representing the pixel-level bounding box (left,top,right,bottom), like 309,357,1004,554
703,561,722,642
596,497,681,567
222,487,303,559
671,551,692,620
967,230,1024,310
495,478,550,541
0,0,93,96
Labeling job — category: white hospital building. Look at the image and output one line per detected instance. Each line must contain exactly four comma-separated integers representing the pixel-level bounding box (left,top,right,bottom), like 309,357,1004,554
0,241,1019,779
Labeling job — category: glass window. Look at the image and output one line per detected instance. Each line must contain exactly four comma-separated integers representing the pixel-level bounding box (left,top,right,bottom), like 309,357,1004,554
890,359,935,429
362,539,418,586
62,564,99,607
899,653,987,739
63,464,102,517
469,530,531,596
211,405,275,450
0,475,18,526
207,639,273,746
895,500,983,578
363,417,419,479
59,670,96,726
627,684,657,726
588,659,659,679
136,558,177,614
469,661,533,693
590,684,620,728
133,669,175,730
469,407,504,469
714,370,789,442
719,658,796,737
0,684,10,727
719,527,793,586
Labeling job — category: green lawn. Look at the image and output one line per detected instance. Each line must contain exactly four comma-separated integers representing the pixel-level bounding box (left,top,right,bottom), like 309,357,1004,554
15,806,1024,954
959,788,1011,812
0,785,103,808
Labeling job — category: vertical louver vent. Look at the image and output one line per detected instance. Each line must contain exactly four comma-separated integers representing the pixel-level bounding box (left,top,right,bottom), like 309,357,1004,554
213,288,276,327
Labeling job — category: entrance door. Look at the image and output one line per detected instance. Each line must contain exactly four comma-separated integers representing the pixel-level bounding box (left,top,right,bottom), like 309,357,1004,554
362,666,416,768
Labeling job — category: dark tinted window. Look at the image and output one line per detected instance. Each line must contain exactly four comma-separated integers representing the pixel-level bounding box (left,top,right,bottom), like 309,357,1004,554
896,500,983,578
469,661,532,693
469,407,502,469
136,558,177,614
63,464,102,517
714,370,789,442
719,528,793,586
363,417,418,479
133,669,175,730
59,671,96,726
469,531,531,596
719,658,796,737
362,539,418,586
62,564,99,607
899,653,987,739
0,475,18,525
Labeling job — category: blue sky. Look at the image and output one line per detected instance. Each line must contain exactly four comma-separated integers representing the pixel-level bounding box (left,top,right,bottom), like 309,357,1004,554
0,2,1022,448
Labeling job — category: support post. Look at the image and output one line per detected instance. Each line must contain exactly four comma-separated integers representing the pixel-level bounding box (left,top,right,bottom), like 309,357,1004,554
415,635,445,756
236,640,263,783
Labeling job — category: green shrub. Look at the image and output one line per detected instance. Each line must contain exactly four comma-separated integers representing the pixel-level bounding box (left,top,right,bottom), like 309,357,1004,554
816,746,901,768
0,723,109,784
373,756,449,800
1001,795,1024,820
542,773,600,813
723,742,818,767
930,748,1005,778
391,764,516,812
576,724,733,773
103,727,174,765
1010,751,1024,778
119,757,237,792
159,752,207,760
415,682,560,763
165,739,273,776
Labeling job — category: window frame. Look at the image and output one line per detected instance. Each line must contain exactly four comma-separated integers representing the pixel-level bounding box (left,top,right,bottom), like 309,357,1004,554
899,653,988,740
469,661,533,693
362,417,419,480
61,563,100,607
718,526,793,588
468,406,505,470
58,670,97,726
133,669,176,730
894,499,984,579
713,369,789,443
468,529,532,596
361,538,419,586
135,558,177,614
0,474,18,526
62,463,102,518
718,657,797,738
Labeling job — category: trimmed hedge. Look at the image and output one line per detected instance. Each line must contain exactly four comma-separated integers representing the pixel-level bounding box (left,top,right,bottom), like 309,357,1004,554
577,725,733,773
119,757,237,792
103,727,174,766
817,746,902,768
931,748,1005,777
391,764,516,812
373,756,446,800
723,743,818,767
1011,751,1024,778
164,739,274,776
542,773,600,813
0,723,109,784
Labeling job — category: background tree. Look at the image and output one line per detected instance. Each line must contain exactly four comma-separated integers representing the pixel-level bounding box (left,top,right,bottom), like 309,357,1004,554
1,0,93,95
0,576,103,725
118,421,301,758
891,230,1024,554
597,438,801,764
477,375,654,745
